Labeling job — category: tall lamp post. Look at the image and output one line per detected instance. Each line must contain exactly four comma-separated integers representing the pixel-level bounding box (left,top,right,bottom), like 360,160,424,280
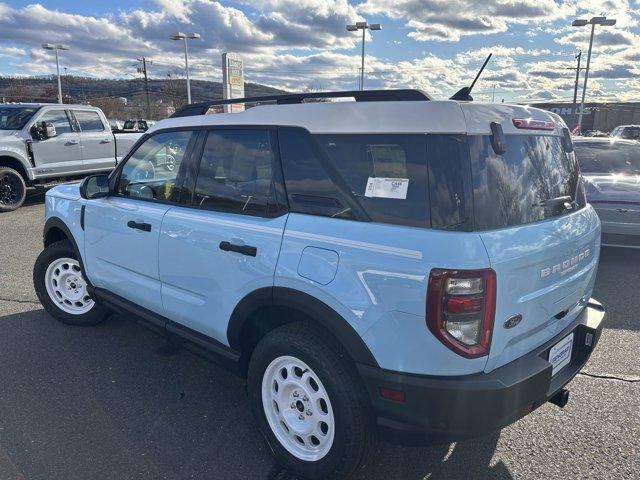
346,21,381,90
571,16,616,133
42,43,69,104
170,32,201,104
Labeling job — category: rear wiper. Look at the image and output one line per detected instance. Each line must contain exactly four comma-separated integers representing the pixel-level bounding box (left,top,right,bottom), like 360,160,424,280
532,195,574,210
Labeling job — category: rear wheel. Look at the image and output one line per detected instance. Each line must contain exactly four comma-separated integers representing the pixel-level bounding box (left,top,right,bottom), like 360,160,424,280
33,240,110,325
0,167,26,212
248,322,377,479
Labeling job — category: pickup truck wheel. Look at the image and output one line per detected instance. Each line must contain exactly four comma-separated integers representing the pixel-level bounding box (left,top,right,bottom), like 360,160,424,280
248,322,377,480
33,240,110,326
0,167,26,212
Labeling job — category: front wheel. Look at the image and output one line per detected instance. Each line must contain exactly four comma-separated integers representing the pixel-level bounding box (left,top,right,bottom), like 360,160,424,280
33,240,110,325
248,322,377,480
0,167,26,212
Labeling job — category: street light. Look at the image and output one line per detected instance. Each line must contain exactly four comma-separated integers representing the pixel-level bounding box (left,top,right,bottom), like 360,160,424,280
571,16,616,133
346,21,381,90
42,43,69,104
170,32,201,104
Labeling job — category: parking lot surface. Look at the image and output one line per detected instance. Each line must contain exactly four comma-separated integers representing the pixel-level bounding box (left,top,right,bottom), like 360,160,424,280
0,193,638,480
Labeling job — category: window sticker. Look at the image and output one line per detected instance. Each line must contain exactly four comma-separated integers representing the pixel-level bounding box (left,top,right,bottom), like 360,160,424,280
364,177,409,199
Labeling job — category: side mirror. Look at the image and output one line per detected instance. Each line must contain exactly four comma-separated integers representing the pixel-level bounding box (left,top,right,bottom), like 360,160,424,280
45,122,57,138
30,122,45,140
80,174,110,200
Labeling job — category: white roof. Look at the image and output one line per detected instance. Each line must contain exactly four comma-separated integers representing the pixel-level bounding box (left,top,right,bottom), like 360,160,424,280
149,99,564,136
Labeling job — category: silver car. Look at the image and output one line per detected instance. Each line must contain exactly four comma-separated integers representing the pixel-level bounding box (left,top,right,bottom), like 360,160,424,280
574,137,640,248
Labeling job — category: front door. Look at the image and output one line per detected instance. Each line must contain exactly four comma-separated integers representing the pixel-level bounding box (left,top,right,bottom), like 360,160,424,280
73,109,116,172
83,129,197,314
30,109,82,177
158,128,288,344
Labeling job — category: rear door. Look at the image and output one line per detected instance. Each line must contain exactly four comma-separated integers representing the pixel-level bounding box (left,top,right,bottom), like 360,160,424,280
468,133,601,372
84,129,197,314
30,108,82,176
158,127,288,344
73,109,116,172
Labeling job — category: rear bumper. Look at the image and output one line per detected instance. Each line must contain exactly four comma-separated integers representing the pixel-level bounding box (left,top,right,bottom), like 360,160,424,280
358,299,605,445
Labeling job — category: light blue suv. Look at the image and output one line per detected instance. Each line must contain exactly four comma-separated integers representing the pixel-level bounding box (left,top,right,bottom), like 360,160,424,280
34,90,605,480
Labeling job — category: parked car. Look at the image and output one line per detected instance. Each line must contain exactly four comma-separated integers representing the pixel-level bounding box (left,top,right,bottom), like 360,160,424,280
582,129,609,138
610,124,640,141
0,103,142,211
33,90,605,480
574,137,640,248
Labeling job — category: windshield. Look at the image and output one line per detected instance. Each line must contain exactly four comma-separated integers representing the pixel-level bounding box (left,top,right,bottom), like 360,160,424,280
470,134,583,230
574,141,640,175
620,127,640,140
0,106,39,130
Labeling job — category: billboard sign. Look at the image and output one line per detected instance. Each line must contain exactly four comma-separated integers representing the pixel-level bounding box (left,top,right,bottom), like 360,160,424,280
222,53,244,113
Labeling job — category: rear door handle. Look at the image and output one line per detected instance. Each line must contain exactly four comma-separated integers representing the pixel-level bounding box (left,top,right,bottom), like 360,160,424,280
100,138,113,144
127,220,152,232
219,241,257,257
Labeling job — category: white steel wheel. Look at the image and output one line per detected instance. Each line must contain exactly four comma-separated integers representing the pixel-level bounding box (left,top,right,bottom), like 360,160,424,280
44,257,94,315
261,355,335,462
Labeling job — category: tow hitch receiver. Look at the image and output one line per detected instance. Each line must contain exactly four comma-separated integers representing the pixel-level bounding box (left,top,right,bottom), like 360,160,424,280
549,388,570,408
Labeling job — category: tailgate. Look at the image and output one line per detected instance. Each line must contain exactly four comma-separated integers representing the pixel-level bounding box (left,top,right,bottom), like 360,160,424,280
480,206,601,372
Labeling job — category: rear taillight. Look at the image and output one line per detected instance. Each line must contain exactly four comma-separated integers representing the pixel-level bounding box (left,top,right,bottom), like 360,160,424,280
427,268,496,358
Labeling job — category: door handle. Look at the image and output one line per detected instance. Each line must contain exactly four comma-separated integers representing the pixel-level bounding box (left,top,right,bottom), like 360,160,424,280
100,138,113,144
66,139,79,145
219,241,257,257
127,220,152,232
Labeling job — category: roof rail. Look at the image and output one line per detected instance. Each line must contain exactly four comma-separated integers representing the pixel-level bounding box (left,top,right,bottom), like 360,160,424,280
170,89,431,118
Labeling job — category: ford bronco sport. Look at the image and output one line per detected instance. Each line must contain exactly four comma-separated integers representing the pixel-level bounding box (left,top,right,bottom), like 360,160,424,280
34,90,605,480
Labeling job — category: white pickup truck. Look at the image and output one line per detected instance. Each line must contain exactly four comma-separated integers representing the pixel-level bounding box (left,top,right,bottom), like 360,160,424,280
0,103,142,211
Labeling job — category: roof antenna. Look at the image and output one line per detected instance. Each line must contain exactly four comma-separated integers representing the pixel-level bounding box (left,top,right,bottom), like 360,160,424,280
450,53,492,101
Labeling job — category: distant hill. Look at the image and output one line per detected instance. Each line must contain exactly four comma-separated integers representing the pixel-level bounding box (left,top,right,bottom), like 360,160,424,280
0,75,286,119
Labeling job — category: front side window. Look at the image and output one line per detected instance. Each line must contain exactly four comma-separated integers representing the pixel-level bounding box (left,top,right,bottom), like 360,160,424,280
75,111,105,132
116,130,194,202
470,134,582,230
193,129,276,216
39,110,72,135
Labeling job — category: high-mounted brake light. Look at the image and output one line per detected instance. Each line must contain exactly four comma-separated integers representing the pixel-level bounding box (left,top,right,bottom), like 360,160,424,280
427,268,496,359
512,118,556,131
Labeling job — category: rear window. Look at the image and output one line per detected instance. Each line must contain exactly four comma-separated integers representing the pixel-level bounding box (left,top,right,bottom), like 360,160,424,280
470,135,583,230
574,141,640,175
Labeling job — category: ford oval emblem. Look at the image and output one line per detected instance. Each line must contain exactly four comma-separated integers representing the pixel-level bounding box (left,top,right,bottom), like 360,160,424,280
504,314,522,329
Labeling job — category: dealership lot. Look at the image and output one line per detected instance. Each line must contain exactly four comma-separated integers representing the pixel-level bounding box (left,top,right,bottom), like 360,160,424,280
0,193,638,480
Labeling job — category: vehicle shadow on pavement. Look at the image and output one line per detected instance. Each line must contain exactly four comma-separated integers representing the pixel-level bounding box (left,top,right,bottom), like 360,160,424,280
0,307,512,480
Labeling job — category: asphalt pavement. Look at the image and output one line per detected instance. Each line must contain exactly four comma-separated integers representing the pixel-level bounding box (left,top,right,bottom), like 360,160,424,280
0,192,638,480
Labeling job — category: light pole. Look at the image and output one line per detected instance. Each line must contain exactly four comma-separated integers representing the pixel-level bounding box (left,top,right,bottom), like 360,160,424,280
170,32,201,104
571,16,616,133
346,21,381,90
42,43,69,104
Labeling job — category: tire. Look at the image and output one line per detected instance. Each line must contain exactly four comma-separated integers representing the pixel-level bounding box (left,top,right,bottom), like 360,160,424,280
248,322,377,480
0,167,26,212
33,240,110,326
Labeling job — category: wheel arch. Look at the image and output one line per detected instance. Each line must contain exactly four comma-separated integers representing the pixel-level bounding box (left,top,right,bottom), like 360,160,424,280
228,287,379,375
0,154,30,182
43,217,86,277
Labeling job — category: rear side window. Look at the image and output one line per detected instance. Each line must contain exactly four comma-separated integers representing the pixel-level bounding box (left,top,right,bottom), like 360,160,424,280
193,129,276,216
278,127,357,220
315,134,430,228
470,135,582,230
75,111,105,132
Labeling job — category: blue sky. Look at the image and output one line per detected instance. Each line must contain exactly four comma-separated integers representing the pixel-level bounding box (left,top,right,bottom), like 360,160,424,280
0,0,638,102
